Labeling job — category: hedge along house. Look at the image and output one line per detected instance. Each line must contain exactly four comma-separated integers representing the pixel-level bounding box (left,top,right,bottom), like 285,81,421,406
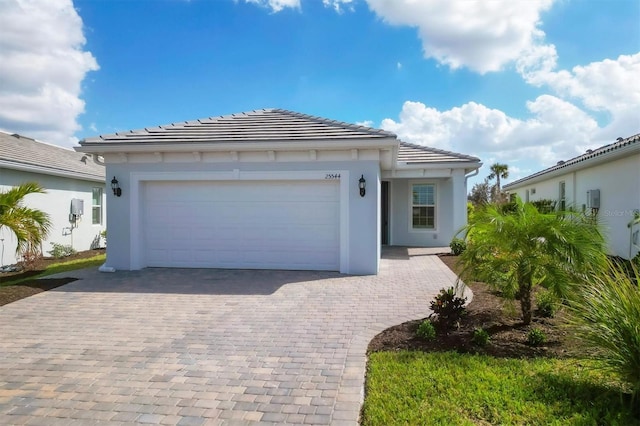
0,132,106,266
77,109,481,274
504,133,640,260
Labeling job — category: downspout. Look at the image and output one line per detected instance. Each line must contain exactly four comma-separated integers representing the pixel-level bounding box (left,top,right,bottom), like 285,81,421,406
464,168,480,184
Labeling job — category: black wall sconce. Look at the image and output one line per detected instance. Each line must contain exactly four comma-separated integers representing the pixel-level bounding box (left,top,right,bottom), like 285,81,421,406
358,174,366,197
111,176,122,197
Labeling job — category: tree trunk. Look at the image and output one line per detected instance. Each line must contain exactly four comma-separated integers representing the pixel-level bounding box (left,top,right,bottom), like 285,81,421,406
520,283,532,325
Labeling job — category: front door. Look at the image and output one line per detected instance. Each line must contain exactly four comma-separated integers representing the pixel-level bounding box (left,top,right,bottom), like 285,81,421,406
381,181,389,245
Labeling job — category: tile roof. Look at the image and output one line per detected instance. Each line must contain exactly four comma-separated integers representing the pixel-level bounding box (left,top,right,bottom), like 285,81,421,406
0,132,105,181
80,108,396,146
398,141,481,164
504,132,640,189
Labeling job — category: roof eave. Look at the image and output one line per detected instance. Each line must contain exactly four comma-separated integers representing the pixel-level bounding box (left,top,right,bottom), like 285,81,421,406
75,137,400,154
0,160,106,183
504,141,640,190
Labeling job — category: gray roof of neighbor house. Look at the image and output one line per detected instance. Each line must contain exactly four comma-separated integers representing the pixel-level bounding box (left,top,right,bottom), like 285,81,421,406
80,108,396,145
0,132,105,182
398,141,480,164
504,133,640,189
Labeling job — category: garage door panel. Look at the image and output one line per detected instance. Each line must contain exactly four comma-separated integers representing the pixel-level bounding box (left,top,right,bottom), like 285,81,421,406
143,180,339,271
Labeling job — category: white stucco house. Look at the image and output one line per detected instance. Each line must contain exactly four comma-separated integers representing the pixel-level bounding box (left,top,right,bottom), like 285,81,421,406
504,133,640,260
77,109,481,274
0,132,106,266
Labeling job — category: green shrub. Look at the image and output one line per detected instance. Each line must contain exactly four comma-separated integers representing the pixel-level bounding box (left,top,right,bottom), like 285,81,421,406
536,289,559,318
472,328,490,347
430,287,467,331
48,243,76,259
527,328,546,346
569,260,640,404
416,320,436,341
449,238,466,256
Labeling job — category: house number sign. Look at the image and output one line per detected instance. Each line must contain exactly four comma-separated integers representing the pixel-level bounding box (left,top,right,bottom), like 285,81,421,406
325,173,341,179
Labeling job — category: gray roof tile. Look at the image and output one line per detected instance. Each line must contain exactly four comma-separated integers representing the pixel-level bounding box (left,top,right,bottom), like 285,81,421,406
0,132,105,181
80,108,397,145
398,141,480,164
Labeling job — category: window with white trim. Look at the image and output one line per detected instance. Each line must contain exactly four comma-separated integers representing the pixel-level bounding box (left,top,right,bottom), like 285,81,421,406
559,181,566,211
411,183,436,229
92,187,102,225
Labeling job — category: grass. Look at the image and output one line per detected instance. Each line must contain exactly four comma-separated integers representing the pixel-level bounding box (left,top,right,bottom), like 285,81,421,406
0,254,105,287
362,351,638,426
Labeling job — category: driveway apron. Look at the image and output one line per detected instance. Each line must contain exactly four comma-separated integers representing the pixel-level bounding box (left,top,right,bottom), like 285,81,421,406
0,248,461,425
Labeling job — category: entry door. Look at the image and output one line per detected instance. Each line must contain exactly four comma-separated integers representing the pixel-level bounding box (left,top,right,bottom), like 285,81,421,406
381,181,389,245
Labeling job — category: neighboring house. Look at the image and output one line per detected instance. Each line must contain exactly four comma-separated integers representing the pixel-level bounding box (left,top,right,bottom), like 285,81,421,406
77,109,481,274
504,133,640,260
0,132,106,266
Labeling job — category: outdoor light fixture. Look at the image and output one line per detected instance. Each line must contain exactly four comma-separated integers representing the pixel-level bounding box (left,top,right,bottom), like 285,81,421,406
111,176,122,197
358,174,366,197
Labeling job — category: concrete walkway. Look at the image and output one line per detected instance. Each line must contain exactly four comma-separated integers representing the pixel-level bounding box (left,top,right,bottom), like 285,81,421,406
0,248,462,425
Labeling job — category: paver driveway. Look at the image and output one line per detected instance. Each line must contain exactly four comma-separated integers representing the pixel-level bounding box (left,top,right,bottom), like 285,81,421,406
0,248,463,425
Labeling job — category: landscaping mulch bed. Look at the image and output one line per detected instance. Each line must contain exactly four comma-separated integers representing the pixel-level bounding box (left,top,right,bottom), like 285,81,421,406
0,249,103,307
368,254,592,359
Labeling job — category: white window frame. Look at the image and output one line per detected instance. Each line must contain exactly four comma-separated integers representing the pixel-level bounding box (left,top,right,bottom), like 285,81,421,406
409,181,437,232
92,187,103,225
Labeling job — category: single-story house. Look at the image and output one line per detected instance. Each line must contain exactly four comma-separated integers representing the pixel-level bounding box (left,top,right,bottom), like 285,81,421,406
504,133,640,260
0,132,106,266
77,109,481,274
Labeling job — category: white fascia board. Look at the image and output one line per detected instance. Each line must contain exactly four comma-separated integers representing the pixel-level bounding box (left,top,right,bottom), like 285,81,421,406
0,160,105,183
76,137,400,154
395,161,481,170
504,143,640,190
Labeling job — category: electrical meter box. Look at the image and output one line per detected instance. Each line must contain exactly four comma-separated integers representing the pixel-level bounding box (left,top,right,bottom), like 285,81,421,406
70,198,84,216
586,190,600,209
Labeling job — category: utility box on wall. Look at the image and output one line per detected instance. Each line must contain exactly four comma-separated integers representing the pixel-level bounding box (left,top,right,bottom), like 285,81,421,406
70,198,84,216
586,190,600,209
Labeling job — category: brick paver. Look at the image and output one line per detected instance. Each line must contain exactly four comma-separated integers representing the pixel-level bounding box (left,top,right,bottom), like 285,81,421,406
0,247,464,425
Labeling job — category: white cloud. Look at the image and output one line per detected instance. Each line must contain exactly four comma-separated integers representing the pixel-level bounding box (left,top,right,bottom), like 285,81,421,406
365,0,555,73
381,96,601,167
356,120,374,128
244,0,300,12
0,0,98,147
396,62,402,70
323,0,354,13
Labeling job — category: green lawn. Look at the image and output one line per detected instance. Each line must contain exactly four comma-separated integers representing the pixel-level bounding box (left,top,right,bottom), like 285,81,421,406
0,254,105,287
362,351,638,426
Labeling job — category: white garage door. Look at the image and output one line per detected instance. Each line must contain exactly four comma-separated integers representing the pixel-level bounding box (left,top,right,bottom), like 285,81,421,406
142,180,340,270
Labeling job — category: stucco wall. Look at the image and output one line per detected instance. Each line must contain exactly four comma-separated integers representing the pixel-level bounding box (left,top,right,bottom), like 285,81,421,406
103,160,381,274
508,153,640,259
0,169,106,266
388,169,467,247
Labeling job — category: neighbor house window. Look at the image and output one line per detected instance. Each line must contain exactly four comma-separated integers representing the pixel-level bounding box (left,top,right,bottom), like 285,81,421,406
92,187,102,225
559,181,566,211
411,183,436,229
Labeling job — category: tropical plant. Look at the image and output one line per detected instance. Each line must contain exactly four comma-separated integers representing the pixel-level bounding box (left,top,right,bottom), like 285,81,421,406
457,196,607,324
430,287,467,330
487,163,509,194
472,328,490,347
48,243,77,259
535,289,559,318
568,260,640,404
0,183,52,258
526,328,546,346
416,320,436,341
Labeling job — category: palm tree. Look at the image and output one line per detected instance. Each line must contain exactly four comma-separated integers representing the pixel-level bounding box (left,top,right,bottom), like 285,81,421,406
0,183,52,259
487,163,509,196
457,197,607,324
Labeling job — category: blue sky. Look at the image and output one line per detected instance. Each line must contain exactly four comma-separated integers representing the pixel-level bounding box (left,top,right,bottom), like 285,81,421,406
1,0,638,187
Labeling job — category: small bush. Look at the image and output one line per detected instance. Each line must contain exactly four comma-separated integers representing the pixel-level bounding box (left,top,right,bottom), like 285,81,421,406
527,328,546,346
472,328,490,347
449,238,466,256
48,243,76,259
430,287,467,331
536,290,558,318
416,320,436,341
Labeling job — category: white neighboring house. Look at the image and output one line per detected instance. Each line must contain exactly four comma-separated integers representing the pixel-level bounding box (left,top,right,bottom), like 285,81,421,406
77,109,481,275
0,132,106,266
504,133,640,260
